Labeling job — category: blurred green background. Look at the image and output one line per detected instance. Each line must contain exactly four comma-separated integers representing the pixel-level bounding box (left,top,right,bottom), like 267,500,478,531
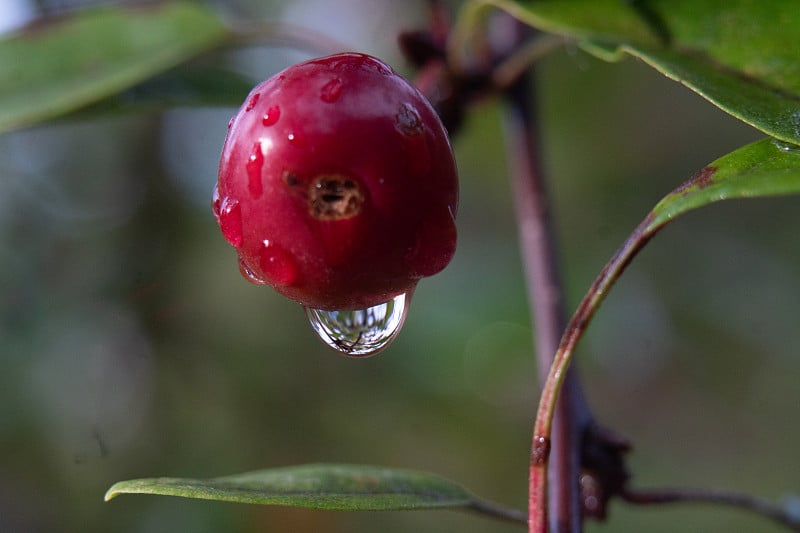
1,1,798,532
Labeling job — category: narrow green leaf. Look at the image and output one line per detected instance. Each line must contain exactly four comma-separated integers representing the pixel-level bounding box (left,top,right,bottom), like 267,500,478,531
105,464,474,511
464,0,800,143
0,2,230,134
648,138,800,230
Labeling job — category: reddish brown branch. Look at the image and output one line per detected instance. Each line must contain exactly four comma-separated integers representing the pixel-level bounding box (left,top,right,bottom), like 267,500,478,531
621,486,800,532
499,23,593,533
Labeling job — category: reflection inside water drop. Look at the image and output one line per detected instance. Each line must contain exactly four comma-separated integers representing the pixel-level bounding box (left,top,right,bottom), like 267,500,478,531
304,293,409,357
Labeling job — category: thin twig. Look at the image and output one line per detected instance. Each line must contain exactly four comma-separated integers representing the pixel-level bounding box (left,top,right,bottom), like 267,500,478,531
468,499,528,524
491,35,568,90
529,213,656,532
500,21,593,533
621,487,800,532
528,166,728,528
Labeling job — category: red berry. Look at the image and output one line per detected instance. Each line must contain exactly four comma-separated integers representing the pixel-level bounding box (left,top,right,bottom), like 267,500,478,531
214,53,458,311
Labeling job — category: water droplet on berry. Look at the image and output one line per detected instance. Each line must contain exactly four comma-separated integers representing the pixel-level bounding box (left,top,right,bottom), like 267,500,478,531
304,293,409,357
287,132,302,145
239,257,267,284
211,183,221,220
245,92,260,112
396,103,423,135
773,139,800,153
260,240,298,286
246,142,264,197
262,105,280,126
219,197,243,247
320,78,343,103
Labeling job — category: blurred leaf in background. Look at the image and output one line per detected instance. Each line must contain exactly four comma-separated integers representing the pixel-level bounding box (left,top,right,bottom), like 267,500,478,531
0,2,231,133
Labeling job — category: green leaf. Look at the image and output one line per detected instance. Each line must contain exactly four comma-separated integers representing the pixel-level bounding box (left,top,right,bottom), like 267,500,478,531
79,64,255,117
459,0,663,46
609,44,800,146
0,2,230,134
105,463,524,520
464,0,800,143
648,137,800,230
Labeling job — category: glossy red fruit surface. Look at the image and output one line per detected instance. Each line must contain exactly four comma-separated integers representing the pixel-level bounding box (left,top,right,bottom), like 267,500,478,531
214,53,458,310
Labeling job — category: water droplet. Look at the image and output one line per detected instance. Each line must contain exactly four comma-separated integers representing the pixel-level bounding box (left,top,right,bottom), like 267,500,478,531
260,240,298,286
791,110,800,138
245,92,260,112
262,105,280,126
211,183,221,221
396,103,423,135
773,139,800,153
227,116,234,129
320,78,343,103
239,257,267,284
305,293,410,357
531,435,551,465
246,142,264,198
219,197,243,247
287,132,302,145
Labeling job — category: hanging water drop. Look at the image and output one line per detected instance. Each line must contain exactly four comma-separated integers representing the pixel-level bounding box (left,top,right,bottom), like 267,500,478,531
305,293,410,357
